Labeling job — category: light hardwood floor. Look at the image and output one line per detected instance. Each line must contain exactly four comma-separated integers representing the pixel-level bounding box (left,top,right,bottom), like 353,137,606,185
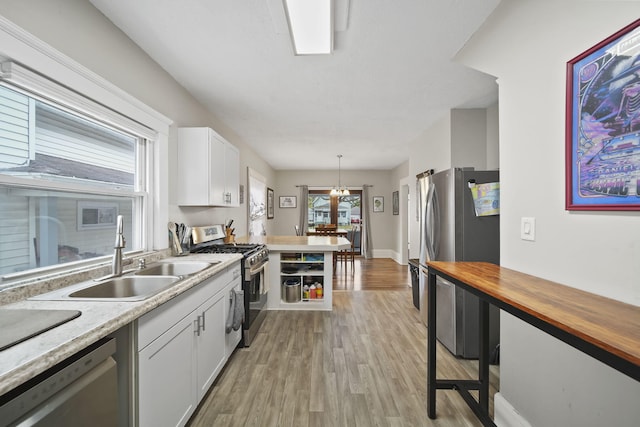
188,257,499,426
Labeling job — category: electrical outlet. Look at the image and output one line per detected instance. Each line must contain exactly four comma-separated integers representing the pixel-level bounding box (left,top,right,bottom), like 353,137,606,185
521,217,535,241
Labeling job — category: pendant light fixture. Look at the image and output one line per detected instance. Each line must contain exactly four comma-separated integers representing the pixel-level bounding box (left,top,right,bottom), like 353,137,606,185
330,154,350,196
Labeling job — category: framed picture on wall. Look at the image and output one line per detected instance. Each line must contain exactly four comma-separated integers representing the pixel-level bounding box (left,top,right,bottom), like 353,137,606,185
566,19,640,211
392,191,399,215
373,196,384,212
267,187,274,219
279,196,297,208
248,168,267,236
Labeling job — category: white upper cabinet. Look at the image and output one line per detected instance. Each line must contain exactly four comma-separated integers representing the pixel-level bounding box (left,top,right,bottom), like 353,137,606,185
177,127,240,206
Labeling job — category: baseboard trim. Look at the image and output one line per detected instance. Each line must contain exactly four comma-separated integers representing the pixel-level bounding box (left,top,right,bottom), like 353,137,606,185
371,249,392,259
367,250,409,266
494,393,533,427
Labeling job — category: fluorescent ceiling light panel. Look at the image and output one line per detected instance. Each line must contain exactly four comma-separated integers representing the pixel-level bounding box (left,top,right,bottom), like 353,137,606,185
284,0,333,55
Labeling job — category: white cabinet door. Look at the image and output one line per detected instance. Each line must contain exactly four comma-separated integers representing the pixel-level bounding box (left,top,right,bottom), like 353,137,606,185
224,142,240,207
207,131,227,206
177,127,239,207
195,290,226,401
138,314,197,427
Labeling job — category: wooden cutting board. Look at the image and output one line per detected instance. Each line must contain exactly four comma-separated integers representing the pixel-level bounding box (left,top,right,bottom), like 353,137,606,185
0,309,81,351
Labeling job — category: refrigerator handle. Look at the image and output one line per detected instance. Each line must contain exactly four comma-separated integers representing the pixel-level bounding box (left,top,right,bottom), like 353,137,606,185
430,183,441,260
425,182,440,261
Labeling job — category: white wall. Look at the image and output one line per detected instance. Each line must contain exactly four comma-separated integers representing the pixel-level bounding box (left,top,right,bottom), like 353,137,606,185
451,108,487,168
457,1,640,426
0,0,275,239
486,103,500,170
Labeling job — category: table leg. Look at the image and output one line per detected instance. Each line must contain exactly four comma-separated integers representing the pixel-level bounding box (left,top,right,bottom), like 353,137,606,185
427,269,437,419
479,298,490,411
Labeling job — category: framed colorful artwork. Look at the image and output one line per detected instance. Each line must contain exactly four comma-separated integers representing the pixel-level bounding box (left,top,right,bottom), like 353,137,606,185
566,19,640,210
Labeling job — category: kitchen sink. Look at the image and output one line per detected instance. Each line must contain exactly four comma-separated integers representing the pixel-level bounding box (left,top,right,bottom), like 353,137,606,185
67,276,181,300
134,261,215,277
30,260,218,302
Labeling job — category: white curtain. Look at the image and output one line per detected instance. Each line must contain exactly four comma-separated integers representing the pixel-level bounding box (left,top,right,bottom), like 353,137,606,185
299,185,308,235
361,186,373,258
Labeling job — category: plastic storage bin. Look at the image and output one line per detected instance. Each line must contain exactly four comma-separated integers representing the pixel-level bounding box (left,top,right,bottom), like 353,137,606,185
408,259,420,310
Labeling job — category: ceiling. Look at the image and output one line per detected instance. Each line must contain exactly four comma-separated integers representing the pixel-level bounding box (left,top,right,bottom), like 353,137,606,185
89,0,500,171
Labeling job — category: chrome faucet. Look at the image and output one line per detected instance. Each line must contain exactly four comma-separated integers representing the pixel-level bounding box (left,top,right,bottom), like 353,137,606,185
112,215,125,276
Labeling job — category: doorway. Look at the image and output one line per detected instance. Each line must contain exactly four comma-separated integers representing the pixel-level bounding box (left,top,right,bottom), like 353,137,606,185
398,177,411,265
308,190,362,254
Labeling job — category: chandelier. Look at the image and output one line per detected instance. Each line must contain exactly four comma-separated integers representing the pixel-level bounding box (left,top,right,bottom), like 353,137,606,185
330,154,350,196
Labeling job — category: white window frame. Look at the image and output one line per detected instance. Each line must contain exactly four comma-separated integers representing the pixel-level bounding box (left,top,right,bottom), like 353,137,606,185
0,16,172,282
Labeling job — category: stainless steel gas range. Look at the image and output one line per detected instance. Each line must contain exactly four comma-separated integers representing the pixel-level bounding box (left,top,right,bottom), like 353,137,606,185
190,225,269,347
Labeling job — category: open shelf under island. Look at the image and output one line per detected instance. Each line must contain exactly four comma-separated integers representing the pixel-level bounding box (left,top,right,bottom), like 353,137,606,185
235,235,350,311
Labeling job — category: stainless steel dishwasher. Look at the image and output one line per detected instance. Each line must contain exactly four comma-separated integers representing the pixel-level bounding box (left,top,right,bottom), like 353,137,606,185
0,337,118,427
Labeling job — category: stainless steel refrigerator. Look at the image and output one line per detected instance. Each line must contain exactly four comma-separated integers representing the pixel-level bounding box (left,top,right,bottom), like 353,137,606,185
418,167,500,358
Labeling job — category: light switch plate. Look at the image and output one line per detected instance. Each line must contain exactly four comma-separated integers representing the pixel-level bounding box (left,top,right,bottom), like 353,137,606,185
521,217,536,241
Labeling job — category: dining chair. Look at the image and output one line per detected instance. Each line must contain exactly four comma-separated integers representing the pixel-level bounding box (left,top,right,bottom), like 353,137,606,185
313,225,336,235
336,228,356,274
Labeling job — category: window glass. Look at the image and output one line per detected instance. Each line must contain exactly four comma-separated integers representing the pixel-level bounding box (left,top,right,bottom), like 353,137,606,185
308,193,331,229
0,85,144,277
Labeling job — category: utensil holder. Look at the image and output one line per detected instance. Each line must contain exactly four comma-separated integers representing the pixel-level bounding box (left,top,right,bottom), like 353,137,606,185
170,233,190,256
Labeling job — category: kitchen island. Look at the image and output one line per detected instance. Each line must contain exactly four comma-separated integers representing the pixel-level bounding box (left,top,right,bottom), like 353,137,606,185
236,235,350,310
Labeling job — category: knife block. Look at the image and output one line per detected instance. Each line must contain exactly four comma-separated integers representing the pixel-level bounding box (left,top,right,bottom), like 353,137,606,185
224,227,235,244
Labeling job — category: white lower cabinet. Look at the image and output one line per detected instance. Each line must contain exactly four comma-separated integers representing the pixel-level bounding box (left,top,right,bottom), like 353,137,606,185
195,290,226,401
136,262,241,427
138,314,196,427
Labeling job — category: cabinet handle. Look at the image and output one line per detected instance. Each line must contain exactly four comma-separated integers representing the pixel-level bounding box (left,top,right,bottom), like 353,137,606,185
194,317,201,336
201,311,206,331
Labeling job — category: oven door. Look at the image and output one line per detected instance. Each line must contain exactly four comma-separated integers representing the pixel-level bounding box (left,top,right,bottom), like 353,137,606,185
244,259,269,346
247,259,269,303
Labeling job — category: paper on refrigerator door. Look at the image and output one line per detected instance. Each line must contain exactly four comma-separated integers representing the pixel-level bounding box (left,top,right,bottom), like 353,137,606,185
468,182,500,216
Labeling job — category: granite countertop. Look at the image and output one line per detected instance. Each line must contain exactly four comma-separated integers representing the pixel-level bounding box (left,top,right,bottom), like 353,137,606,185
0,253,242,396
236,235,351,251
